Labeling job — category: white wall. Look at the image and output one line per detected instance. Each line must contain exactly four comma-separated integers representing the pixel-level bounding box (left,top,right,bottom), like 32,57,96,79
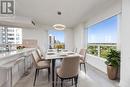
23,26,75,52
64,29,74,51
120,0,130,87
22,27,49,52
74,23,86,52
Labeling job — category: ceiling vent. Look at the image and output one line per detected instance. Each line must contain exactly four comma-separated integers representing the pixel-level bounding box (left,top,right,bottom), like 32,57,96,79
32,21,35,25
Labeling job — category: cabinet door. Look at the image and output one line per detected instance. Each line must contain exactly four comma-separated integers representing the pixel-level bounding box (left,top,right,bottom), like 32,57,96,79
25,56,30,71
18,59,24,78
25,55,33,69
28,55,33,69
12,57,25,86
0,69,8,87
12,63,19,86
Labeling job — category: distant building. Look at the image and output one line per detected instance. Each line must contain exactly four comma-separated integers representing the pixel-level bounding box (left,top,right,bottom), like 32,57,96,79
49,35,56,48
0,27,22,44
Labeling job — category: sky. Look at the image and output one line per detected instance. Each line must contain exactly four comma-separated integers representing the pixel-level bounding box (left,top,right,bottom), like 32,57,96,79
87,16,117,43
48,30,64,42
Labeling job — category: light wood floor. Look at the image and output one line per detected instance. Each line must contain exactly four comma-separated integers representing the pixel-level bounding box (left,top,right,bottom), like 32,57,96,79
14,63,119,87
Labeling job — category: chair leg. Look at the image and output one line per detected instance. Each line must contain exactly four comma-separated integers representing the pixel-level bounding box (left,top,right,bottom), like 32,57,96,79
33,69,38,86
74,76,78,87
37,69,39,76
61,79,63,87
56,74,58,86
48,68,50,81
72,78,73,85
80,64,81,70
84,63,86,73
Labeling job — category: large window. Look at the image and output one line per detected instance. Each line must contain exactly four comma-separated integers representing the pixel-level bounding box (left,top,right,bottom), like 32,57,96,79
0,26,22,44
48,30,65,49
87,16,118,58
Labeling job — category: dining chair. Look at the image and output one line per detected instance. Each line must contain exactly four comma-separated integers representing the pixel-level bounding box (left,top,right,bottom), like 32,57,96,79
36,48,44,58
56,56,80,87
79,49,87,73
73,48,77,53
31,51,50,86
36,48,50,62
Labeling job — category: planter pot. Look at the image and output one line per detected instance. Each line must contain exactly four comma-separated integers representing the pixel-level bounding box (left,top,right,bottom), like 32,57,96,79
107,65,118,80
117,67,120,79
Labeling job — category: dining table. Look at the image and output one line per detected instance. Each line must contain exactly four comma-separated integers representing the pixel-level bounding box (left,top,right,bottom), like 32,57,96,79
45,49,82,87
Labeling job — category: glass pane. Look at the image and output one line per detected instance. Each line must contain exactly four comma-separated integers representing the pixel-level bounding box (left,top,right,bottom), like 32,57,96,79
87,16,118,58
88,16,117,43
0,27,22,44
48,30,64,49
87,45,98,56
100,45,116,58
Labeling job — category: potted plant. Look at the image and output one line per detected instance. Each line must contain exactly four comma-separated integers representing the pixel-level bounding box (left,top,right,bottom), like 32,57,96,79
105,49,120,80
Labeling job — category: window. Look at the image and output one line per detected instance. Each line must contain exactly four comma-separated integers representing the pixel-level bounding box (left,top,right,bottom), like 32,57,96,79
87,16,118,58
0,26,22,44
48,30,65,49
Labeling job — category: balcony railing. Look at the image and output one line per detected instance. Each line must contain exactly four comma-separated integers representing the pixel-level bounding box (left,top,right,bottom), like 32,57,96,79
87,43,117,59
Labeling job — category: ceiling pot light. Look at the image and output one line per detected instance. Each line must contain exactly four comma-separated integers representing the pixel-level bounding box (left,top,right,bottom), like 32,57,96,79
53,24,66,30
57,11,61,15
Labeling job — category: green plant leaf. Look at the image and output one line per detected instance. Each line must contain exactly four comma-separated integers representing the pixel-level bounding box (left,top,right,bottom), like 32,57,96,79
105,49,120,67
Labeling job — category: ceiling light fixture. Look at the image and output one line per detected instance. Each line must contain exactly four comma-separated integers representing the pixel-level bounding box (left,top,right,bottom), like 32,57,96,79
53,24,66,30
53,11,65,30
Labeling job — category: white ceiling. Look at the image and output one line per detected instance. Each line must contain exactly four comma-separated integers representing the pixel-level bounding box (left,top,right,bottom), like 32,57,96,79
15,0,118,28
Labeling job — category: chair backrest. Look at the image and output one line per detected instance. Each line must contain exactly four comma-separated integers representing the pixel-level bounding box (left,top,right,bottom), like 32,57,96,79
37,49,42,56
31,51,40,68
36,48,45,59
58,56,80,78
73,48,77,53
79,49,87,61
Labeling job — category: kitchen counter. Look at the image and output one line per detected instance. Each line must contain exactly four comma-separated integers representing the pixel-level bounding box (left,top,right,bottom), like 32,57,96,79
0,48,36,66
0,48,36,59
0,48,36,87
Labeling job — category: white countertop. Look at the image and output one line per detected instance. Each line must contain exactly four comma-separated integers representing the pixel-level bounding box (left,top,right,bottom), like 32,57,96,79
0,48,36,67
0,48,36,59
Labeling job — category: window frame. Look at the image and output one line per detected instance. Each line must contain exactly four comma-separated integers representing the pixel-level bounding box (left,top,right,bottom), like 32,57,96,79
0,26,22,45
86,15,118,58
48,30,65,49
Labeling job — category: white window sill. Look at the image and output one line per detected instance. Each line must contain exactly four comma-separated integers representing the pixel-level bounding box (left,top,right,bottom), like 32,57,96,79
86,54,106,61
86,54,107,73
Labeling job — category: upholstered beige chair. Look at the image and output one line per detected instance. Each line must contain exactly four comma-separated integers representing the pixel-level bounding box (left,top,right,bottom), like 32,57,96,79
56,56,80,87
36,48,50,62
73,48,77,53
36,48,44,58
79,49,87,73
32,51,50,86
